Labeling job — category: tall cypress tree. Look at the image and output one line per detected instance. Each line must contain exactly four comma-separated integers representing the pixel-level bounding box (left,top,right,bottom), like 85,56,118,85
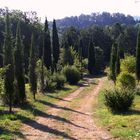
110,42,117,83
115,45,120,77
88,41,96,75
52,19,60,71
43,18,52,70
14,21,26,104
40,32,45,93
136,26,140,82
29,34,37,100
3,10,14,113
79,39,83,78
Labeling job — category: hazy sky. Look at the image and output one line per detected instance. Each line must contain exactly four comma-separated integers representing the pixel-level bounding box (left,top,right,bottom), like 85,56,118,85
0,0,140,21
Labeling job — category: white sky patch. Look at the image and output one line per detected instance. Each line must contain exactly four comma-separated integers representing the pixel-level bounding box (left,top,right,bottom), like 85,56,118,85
0,0,140,21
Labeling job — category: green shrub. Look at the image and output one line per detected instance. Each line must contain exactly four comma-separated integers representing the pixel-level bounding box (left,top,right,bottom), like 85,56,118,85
104,89,135,112
63,65,80,85
121,55,136,73
116,72,136,89
53,73,66,89
134,87,140,96
45,78,56,92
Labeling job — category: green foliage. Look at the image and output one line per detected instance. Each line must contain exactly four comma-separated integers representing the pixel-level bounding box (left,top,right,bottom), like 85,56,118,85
0,67,7,104
104,89,135,112
36,59,47,92
43,18,52,70
63,47,74,65
3,11,14,112
52,19,60,71
136,26,140,81
61,26,79,51
14,21,26,104
29,34,37,100
121,55,136,73
110,43,117,82
115,46,120,76
44,70,56,92
63,65,80,85
88,41,96,74
116,72,136,90
95,46,104,72
52,73,66,89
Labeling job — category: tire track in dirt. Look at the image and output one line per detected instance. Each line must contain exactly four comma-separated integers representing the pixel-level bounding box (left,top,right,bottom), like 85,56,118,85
19,76,114,140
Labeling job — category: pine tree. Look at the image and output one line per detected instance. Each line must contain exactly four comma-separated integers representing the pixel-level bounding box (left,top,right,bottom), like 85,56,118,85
136,26,140,82
43,18,52,70
110,43,117,83
14,21,26,104
115,45,120,77
52,19,60,71
29,34,37,100
3,10,14,113
88,41,96,75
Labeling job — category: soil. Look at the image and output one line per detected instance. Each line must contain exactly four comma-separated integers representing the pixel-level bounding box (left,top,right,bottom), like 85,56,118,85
19,76,115,140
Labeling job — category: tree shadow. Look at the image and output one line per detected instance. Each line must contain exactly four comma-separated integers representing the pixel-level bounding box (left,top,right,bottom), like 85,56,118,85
0,126,26,139
47,95,71,102
112,109,140,116
37,99,89,116
44,87,72,94
16,114,77,140
20,102,88,130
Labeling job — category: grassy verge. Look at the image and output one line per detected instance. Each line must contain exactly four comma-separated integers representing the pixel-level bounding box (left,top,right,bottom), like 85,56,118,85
95,78,140,140
0,84,78,140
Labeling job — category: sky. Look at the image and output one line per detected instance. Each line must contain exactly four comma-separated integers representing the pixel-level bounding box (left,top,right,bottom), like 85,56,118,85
0,0,140,21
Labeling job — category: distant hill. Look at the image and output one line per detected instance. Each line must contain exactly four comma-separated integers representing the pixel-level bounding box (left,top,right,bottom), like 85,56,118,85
134,16,140,20
53,12,140,32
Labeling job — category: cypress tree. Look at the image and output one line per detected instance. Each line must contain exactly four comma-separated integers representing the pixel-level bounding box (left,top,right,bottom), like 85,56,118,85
115,45,120,77
14,21,26,104
3,10,14,113
40,32,45,93
110,43,117,83
43,18,52,70
79,39,83,78
88,41,96,75
29,34,37,100
136,26,140,82
52,19,60,71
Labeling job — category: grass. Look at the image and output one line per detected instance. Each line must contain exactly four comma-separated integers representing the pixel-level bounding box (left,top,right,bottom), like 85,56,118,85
95,78,140,140
0,83,78,140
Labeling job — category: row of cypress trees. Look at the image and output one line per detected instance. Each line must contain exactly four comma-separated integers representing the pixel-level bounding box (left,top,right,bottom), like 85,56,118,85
3,11,60,112
3,11,26,112
43,18,60,71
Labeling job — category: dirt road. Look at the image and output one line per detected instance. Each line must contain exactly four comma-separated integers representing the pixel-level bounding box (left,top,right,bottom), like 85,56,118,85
20,77,113,140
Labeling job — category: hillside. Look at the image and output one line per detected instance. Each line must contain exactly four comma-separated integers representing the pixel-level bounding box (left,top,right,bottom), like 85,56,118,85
53,12,139,32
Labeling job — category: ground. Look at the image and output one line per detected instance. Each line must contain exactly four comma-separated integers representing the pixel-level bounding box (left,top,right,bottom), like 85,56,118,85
19,76,114,140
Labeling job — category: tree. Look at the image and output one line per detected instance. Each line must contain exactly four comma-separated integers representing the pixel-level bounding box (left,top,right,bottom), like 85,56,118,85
95,46,104,73
29,33,37,100
43,18,52,70
88,41,96,74
3,10,14,113
115,45,120,77
110,43,117,82
52,19,60,71
14,21,26,104
121,55,136,73
136,26,140,82
61,26,79,51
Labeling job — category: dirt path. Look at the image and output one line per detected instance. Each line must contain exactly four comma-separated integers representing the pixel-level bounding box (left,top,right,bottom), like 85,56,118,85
20,77,114,140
